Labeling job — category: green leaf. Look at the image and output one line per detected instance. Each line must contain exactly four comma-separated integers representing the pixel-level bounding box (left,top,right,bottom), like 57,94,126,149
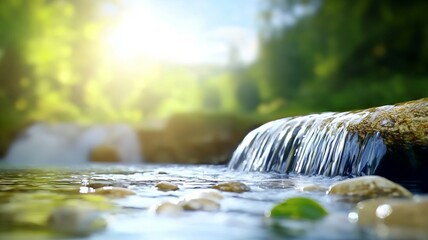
268,197,328,221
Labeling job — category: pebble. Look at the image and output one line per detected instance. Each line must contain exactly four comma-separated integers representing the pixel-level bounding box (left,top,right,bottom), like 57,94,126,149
93,186,136,197
155,182,179,192
153,202,183,216
298,184,328,192
48,205,106,236
212,181,250,193
327,176,412,198
180,189,224,203
180,198,220,211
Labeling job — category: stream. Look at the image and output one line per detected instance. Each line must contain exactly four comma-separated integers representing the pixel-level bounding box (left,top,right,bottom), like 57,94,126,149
0,163,368,240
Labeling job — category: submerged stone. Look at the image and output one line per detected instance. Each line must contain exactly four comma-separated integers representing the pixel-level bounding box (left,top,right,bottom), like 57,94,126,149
155,182,179,192
180,190,224,203
180,198,220,211
153,202,183,216
298,184,328,193
93,186,136,197
212,182,250,193
349,197,428,239
48,206,106,236
178,190,224,211
327,176,412,198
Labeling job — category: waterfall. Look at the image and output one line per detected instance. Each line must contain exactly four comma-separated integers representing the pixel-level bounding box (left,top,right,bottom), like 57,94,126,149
228,111,388,176
4,123,143,165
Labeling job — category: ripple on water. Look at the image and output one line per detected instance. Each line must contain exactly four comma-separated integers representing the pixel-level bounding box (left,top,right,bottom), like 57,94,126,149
0,164,416,240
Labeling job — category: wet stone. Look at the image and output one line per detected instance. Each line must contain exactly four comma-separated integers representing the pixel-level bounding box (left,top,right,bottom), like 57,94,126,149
181,189,224,203
327,176,412,198
93,186,136,197
87,183,109,189
48,205,106,236
298,184,328,192
155,182,179,192
212,181,250,193
349,197,428,239
180,198,220,211
153,202,183,216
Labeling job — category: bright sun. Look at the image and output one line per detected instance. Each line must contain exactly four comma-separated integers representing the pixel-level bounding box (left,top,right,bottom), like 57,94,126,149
105,6,200,64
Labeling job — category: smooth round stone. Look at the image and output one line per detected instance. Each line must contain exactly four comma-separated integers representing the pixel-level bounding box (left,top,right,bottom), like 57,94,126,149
180,198,220,211
155,182,179,192
181,190,224,203
298,184,328,192
48,206,106,236
349,197,428,239
212,181,250,193
348,197,428,239
348,198,388,226
153,202,183,216
378,199,428,229
327,176,412,198
93,186,136,197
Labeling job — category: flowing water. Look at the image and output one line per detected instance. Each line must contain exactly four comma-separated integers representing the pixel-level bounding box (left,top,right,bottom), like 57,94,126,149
0,163,369,240
229,112,388,176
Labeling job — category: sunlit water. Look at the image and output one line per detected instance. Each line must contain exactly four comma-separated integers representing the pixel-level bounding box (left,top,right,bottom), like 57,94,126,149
0,163,372,240
229,112,387,176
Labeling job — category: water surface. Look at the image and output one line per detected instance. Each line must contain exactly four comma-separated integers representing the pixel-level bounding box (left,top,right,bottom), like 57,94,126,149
0,164,372,239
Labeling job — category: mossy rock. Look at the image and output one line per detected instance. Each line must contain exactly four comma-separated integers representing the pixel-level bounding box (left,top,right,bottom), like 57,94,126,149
347,98,428,147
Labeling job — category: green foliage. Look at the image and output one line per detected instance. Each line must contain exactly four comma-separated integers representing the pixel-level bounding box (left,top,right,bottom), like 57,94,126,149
255,0,428,113
268,197,328,221
0,0,426,137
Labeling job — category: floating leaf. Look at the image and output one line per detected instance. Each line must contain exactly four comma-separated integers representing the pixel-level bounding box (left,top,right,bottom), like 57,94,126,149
267,197,328,221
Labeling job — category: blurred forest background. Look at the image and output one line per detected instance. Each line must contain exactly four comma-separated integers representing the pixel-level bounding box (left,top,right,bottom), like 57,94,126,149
1,0,427,156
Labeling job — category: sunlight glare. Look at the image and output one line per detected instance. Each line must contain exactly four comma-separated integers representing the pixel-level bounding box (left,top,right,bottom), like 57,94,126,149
105,7,201,64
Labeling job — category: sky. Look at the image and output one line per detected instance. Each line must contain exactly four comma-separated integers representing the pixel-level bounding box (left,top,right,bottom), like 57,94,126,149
104,0,260,65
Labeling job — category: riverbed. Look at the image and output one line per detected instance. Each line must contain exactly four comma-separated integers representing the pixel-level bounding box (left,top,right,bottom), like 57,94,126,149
0,164,417,239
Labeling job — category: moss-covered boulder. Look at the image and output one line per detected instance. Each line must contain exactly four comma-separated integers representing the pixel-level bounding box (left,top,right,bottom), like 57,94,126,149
347,98,428,146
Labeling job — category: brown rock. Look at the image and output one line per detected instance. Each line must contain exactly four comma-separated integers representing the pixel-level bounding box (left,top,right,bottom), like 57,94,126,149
347,98,428,146
155,182,179,192
93,187,136,197
89,145,120,163
212,181,250,193
327,176,412,198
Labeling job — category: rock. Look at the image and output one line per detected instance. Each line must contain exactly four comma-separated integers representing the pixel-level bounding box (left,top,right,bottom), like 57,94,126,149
89,144,120,162
228,99,428,187
180,198,220,211
347,98,428,146
348,198,388,226
349,197,428,239
212,182,250,193
93,186,136,197
176,190,223,212
181,190,224,203
298,184,328,192
327,176,412,198
153,202,183,216
48,206,106,236
155,182,179,192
